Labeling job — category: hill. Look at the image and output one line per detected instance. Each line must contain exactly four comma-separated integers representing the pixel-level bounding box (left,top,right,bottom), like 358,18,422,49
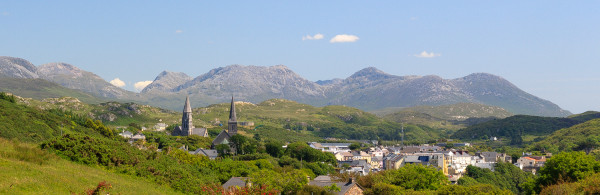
378,103,512,130
531,118,600,154
452,111,600,145
0,78,109,104
0,138,181,194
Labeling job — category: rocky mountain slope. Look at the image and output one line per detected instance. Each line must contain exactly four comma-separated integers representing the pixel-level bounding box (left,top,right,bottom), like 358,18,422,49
142,65,570,117
0,56,571,117
37,62,136,99
141,71,192,93
0,56,135,99
0,56,39,79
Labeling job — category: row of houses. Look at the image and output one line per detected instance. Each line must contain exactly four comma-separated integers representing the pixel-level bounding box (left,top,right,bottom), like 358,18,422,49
310,142,547,182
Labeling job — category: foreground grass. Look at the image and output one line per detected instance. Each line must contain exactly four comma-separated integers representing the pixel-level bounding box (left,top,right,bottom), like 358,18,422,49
0,139,182,194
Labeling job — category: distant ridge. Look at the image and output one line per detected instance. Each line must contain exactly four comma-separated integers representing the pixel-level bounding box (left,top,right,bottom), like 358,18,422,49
0,56,571,117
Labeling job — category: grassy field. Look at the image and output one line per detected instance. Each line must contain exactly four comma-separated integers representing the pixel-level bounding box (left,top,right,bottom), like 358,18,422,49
0,138,182,194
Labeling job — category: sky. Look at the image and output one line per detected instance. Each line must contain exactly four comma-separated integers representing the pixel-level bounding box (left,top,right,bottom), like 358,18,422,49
1,1,599,113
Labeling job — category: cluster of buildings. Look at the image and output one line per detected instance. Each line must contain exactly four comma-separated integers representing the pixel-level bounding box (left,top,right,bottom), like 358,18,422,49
309,142,547,182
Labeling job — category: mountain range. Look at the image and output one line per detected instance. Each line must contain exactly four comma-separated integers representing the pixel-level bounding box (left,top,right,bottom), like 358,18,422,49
0,56,572,117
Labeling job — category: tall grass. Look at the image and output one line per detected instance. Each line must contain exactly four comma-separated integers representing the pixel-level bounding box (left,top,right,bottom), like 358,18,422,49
0,139,56,165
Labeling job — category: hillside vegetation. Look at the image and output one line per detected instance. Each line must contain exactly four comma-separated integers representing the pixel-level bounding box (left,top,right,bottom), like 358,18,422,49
531,118,600,155
452,112,600,145
0,78,108,104
0,138,182,194
380,103,512,130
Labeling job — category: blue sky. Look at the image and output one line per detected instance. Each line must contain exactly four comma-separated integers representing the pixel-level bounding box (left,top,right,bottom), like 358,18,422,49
1,1,599,113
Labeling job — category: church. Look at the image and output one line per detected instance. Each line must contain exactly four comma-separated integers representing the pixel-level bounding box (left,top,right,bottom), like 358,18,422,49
211,96,238,149
171,96,208,137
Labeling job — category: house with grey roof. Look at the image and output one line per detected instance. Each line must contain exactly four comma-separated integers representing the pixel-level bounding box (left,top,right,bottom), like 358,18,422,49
190,148,219,160
222,177,250,191
308,177,364,195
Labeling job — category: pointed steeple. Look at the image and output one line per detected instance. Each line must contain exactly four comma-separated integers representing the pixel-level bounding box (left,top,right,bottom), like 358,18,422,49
229,96,237,122
228,96,238,135
181,95,193,136
184,95,192,113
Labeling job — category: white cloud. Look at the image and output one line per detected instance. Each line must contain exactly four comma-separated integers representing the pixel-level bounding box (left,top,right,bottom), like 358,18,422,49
302,33,324,40
414,51,441,58
329,34,359,43
175,30,183,33
134,80,153,91
2,12,9,16
410,16,418,21
109,78,126,87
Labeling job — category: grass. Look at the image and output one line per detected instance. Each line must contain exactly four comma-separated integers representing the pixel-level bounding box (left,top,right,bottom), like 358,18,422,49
0,138,182,194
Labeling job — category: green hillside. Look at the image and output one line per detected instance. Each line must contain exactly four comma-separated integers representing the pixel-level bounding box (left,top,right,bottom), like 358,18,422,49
0,138,181,194
452,111,600,145
191,99,442,143
0,78,109,104
530,118,600,155
379,103,512,130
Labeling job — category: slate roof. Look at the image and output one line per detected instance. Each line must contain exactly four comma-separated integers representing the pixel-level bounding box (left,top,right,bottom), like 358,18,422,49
309,179,363,195
212,130,232,147
190,128,207,137
222,177,249,190
191,148,218,159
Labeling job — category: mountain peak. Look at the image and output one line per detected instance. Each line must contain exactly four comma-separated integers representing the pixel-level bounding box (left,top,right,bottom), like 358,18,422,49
37,62,86,78
348,67,393,80
0,56,39,79
141,71,192,93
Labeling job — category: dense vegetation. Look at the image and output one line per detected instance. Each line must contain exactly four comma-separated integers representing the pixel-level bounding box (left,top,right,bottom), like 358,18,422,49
458,162,534,194
452,113,600,145
531,118,600,155
380,102,513,130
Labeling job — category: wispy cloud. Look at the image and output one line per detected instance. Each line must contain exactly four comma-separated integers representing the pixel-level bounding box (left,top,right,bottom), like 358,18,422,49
109,78,126,87
134,80,153,91
410,16,418,21
175,30,183,34
2,12,9,16
302,33,324,40
330,34,359,43
414,51,441,58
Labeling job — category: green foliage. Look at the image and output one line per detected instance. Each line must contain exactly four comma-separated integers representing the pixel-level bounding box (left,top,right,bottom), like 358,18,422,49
537,172,600,195
249,169,309,194
370,164,448,191
285,142,337,165
437,184,512,195
349,143,361,150
265,140,284,158
40,134,218,194
0,99,102,142
0,92,16,103
531,119,600,154
452,114,600,145
535,151,600,190
463,162,534,194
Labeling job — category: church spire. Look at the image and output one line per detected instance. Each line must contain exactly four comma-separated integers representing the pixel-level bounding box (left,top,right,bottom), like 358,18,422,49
184,95,192,113
228,96,238,135
229,96,237,122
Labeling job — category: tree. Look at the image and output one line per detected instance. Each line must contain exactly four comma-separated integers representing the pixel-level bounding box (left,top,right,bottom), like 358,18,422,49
216,144,231,157
536,151,600,189
372,164,448,191
349,143,361,151
266,141,284,158
230,134,248,155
